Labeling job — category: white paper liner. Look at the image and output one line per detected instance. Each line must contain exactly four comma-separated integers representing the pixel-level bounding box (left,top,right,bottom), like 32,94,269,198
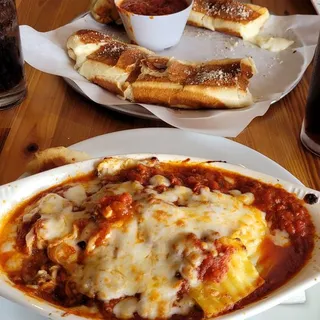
20,14,320,137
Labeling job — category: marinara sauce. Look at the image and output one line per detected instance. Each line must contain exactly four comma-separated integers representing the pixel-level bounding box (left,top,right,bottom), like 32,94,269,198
119,0,189,16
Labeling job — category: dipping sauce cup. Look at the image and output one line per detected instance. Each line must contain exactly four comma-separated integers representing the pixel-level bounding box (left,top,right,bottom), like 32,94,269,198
115,0,193,51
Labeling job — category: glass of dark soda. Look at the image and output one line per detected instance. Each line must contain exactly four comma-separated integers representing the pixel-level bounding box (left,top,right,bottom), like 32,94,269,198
0,0,26,109
300,31,320,157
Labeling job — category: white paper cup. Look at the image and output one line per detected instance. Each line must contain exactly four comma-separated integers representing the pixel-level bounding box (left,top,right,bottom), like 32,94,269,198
115,0,193,52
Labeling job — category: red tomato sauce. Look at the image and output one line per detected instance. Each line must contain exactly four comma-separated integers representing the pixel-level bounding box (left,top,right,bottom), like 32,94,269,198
120,0,189,16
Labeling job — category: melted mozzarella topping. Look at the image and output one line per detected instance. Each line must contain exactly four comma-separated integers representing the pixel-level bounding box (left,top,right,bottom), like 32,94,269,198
26,194,88,251
114,297,139,319
245,35,294,52
21,175,270,319
70,181,266,319
269,229,290,247
63,185,87,206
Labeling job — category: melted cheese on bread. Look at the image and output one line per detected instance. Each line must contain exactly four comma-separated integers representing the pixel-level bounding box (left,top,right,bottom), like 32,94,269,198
189,0,270,39
67,30,257,108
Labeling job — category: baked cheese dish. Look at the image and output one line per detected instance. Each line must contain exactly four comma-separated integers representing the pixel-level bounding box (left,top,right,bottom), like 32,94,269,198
0,157,315,319
67,30,256,108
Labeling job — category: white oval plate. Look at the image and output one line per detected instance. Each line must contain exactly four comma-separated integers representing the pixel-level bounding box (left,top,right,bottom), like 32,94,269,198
0,128,320,319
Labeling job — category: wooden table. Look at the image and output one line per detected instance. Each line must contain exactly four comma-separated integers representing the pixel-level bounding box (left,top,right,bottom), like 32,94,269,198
0,0,318,189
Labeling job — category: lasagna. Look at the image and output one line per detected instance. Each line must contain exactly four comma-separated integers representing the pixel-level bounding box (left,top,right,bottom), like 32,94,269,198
0,157,315,319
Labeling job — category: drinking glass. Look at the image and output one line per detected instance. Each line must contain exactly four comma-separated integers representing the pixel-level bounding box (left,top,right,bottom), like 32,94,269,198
0,0,26,109
300,32,320,156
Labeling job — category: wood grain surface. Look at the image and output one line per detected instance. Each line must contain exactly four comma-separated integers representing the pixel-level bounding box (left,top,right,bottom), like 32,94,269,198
0,0,319,190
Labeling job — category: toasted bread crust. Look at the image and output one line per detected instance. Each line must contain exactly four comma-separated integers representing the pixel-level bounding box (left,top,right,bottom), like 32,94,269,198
73,29,112,44
26,147,91,174
127,57,256,109
67,30,257,109
188,0,270,38
90,0,120,24
67,31,153,95
192,0,261,23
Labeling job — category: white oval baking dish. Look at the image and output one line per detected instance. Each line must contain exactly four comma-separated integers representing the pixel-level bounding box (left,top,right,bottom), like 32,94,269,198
0,154,319,320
